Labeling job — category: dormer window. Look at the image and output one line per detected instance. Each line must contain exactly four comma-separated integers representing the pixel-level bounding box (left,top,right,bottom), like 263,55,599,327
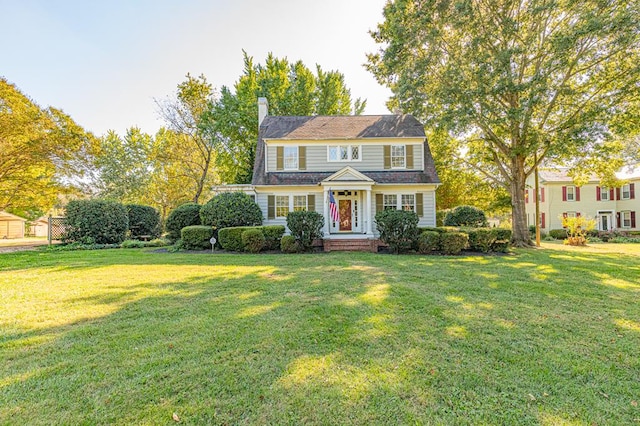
391,145,406,168
328,145,360,162
284,147,298,170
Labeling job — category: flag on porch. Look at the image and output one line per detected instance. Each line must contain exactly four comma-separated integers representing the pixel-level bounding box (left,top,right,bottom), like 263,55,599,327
329,190,339,222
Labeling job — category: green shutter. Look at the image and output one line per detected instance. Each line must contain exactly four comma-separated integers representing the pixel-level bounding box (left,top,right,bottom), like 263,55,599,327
267,195,275,219
383,145,391,169
406,145,414,169
416,193,424,217
299,146,306,170
307,194,315,212
276,147,283,170
376,194,383,213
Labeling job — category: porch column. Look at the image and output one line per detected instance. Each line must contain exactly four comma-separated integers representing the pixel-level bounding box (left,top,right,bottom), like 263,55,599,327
366,189,373,235
323,187,330,236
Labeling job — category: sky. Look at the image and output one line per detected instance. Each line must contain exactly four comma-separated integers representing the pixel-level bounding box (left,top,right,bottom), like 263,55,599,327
1,0,392,137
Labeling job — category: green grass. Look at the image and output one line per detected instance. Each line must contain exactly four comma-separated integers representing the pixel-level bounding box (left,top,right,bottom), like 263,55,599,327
1,245,639,425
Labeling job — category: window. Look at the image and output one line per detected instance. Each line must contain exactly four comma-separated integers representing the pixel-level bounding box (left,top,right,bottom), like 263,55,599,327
293,195,307,212
566,211,577,218
622,211,631,228
383,194,397,211
401,194,415,212
622,184,631,200
276,196,289,218
284,147,298,170
600,187,609,200
391,145,405,168
328,145,360,162
566,185,575,201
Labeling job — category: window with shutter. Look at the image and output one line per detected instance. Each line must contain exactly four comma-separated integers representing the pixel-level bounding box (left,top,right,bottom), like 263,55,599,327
416,193,424,217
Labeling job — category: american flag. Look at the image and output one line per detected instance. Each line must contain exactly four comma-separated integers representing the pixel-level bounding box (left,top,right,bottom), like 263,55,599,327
329,190,339,222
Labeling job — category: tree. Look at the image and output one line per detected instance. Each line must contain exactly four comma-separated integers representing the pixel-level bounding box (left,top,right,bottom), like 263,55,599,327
367,0,640,245
156,74,219,203
209,51,367,184
0,78,96,217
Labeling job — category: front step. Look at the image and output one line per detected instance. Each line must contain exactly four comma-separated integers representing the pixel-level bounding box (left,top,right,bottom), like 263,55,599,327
323,238,380,253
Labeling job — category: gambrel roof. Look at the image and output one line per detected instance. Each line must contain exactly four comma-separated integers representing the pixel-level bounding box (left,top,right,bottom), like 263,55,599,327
252,114,440,186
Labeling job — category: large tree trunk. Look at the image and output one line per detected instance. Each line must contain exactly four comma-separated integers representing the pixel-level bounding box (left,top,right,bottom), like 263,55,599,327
510,156,533,247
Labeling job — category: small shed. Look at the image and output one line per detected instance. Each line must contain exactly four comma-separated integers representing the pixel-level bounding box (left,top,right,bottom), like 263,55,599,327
30,217,50,237
0,211,27,239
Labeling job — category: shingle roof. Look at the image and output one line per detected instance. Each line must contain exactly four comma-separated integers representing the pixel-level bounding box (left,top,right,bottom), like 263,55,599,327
251,114,439,186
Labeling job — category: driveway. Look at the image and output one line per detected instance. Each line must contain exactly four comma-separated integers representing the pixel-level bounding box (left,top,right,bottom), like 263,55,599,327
0,238,49,253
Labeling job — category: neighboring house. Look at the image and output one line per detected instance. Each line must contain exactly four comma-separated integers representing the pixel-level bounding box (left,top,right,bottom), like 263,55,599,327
525,167,639,232
29,217,50,237
222,98,440,248
0,211,26,239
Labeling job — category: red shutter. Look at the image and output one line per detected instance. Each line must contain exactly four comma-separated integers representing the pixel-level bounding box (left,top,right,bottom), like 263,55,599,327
541,212,546,229
617,212,621,228
632,211,637,228
596,186,601,201
617,188,621,200
610,188,615,200
562,186,567,201
575,186,580,201
631,183,635,200
577,212,581,217
541,188,545,202
525,189,529,203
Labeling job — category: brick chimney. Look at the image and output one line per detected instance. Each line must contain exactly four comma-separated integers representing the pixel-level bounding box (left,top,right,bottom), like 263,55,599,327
258,97,268,126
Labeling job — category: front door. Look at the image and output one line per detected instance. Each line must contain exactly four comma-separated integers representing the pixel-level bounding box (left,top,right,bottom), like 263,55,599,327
599,213,612,231
339,200,352,231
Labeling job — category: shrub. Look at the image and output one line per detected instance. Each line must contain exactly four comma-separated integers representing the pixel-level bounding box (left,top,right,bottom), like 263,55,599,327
375,210,419,254
218,226,253,251
126,204,161,238
609,236,640,243
444,205,488,227
436,210,448,227
180,225,214,250
262,225,286,250
280,235,297,253
418,226,445,234
63,199,129,244
440,232,469,255
146,238,169,247
242,229,265,253
121,239,146,248
200,192,262,229
166,203,201,242
490,228,512,253
561,215,596,246
465,228,494,253
417,231,441,253
549,229,568,239
286,211,324,252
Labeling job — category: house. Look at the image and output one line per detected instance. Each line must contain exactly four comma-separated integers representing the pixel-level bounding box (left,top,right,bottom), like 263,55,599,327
230,98,440,250
0,211,26,239
524,167,639,232
28,217,50,237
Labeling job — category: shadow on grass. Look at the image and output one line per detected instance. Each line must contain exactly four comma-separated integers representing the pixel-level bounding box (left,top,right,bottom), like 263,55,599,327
1,248,639,424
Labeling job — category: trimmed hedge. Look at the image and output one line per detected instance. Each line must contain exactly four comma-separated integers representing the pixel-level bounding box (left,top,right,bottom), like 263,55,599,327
417,231,441,253
126,204,161,238
444,205,488,227
375,209,420,254
287,211,324,252
280,235,297,253
440,232,469,255
549,229,568,239
262,225,286,250
242,229,265,253
200,192,262,229
64,199,129,244
218,226,254,251
181,225,214,250
166,203,201,242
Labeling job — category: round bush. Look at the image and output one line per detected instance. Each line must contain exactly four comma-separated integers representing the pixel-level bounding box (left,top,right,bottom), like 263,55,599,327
64,199,129,244
375,209,419,254
181,225,214,250
549,229,568,239
286,211,324,252
418,231,441,253
200,192,262,229
242,229,265,253
444,205,488,227
126,204,161,238
440,232,469,255
166,203,201,242
280,235,297,253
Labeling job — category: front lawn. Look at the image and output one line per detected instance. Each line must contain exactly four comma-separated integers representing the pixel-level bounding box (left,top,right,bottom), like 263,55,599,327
1,245,639,424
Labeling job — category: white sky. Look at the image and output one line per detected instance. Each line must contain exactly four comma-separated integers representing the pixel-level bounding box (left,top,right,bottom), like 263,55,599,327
1,0,392,137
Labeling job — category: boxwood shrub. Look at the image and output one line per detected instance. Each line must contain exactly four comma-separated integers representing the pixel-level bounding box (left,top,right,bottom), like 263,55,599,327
444,205,488,227
549,229,568,239
242,229,265,253
280,235,297,253
417,231,441,253
200,192,262,229
375,209,419,254
166,203,201,242
262,225,286,250
126,204,161,239
286,211,324,252
181,225,214,250
440,232,469,255
218,226,253,251
64,199,129,244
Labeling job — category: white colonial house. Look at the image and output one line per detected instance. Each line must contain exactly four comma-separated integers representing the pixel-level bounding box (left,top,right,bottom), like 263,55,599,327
525,167,639,232
215,98,440,251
